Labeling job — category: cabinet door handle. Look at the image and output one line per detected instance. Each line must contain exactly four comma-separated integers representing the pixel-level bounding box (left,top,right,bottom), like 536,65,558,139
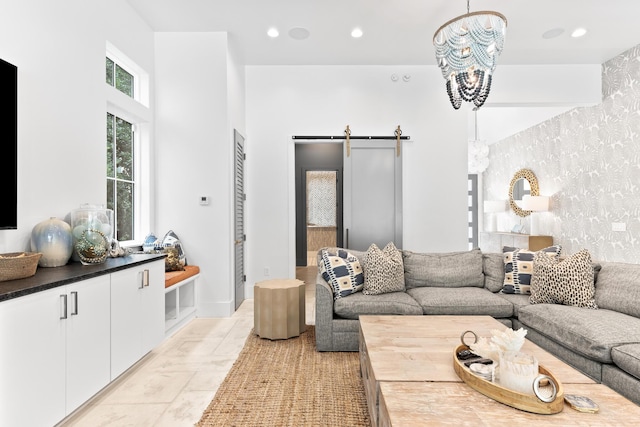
60,294,68,320
143,269,150,288
70,291,78,316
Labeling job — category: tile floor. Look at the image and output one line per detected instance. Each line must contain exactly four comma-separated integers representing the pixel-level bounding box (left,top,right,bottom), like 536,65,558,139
59,266,318,427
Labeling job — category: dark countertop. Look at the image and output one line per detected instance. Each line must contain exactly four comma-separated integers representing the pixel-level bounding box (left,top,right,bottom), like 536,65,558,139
0,253,166,303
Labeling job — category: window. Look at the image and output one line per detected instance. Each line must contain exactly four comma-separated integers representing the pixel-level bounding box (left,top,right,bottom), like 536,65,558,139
106,44,150,244
107,113,135,241
106,57,134,98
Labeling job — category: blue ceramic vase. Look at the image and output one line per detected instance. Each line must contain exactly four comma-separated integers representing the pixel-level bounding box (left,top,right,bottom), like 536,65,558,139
30,217,74,267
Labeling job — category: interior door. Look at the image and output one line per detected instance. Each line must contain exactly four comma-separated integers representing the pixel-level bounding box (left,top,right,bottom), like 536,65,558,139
343,140,402,251
234,130,246,310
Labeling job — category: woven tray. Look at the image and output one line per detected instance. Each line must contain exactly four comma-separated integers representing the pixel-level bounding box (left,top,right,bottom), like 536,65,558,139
0,252,42,282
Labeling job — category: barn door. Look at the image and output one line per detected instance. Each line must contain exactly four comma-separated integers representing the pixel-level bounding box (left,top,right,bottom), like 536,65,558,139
343,140,402,251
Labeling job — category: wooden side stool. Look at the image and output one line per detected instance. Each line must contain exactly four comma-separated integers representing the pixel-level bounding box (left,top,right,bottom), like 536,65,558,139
254,279,306,340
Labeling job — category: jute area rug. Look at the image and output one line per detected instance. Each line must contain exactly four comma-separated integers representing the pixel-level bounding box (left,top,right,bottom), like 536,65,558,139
196,326,370,427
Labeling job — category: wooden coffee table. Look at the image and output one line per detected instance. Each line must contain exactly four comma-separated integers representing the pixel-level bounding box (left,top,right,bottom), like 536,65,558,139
377,382,640,426
359,315,640,426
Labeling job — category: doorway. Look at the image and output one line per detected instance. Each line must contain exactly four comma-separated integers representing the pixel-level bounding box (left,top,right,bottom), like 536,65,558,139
295,143,344,266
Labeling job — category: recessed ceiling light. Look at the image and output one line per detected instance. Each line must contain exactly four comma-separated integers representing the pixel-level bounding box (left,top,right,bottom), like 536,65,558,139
289,27,310,40
351,28,363,38
571,27,587,38
267,28,279,38
542,28,564,39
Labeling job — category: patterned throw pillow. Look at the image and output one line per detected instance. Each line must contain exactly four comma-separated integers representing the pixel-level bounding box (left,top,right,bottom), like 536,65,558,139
530,249,597,309
320,248,364,300
502,245,561,294
363,242,405,295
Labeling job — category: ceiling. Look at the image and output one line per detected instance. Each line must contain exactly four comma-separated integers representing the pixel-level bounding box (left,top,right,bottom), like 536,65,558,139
126,0,640,143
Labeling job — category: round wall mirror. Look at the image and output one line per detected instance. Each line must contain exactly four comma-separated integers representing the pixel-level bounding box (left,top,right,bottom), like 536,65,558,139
509,169,540,217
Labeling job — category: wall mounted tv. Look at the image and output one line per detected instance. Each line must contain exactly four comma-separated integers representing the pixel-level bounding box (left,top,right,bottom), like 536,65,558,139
0,58,17,230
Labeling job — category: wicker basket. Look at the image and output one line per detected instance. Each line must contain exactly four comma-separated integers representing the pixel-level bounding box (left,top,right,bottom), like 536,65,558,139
0,252,42,282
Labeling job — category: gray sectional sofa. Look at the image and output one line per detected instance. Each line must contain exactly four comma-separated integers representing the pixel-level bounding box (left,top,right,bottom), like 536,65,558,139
314,247,640,406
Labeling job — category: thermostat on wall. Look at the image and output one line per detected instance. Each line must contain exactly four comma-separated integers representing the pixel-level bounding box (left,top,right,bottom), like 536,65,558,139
199,196,210,205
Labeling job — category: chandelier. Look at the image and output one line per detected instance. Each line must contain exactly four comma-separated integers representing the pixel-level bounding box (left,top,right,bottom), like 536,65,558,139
433,0,507,110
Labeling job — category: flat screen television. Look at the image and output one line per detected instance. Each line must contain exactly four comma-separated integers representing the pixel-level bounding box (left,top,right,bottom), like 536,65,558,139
0,58,17,229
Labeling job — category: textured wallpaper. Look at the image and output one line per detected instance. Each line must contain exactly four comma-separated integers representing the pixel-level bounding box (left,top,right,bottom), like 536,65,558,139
306,171,337,227
484,44,640,262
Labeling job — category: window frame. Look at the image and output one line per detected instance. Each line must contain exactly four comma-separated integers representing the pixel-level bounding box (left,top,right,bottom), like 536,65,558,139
106,42,151,247
107,112,137,242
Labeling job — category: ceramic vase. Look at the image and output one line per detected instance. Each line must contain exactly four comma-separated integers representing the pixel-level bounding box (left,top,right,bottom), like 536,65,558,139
30,217,74,267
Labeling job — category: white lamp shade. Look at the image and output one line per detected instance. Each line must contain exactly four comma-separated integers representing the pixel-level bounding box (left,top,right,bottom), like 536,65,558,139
484,200,507,213
522,195,550,212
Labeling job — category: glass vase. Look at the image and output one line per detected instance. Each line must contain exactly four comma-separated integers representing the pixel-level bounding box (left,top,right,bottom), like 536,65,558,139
70,204,114,265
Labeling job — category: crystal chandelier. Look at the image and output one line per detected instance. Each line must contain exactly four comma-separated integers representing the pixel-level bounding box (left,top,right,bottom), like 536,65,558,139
433,0,507,110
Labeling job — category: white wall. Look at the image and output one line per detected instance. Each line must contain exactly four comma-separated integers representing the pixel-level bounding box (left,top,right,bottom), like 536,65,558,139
106,0,155,76
154,32,237,316
227,36,246,136
0,1,106,252
0,1,154,254
244,65,470,297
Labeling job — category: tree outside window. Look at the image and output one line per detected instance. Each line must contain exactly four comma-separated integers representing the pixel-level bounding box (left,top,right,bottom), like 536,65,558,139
107,113,135,241
106,57,134,97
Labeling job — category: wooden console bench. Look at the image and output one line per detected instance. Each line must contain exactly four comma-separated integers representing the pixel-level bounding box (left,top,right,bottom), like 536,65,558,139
164,265,200,336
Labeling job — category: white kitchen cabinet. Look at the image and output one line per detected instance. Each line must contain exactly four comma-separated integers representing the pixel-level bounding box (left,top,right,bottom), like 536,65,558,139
0,286,66,426
0,275,111,427
110,260,164,379
65,276,111,412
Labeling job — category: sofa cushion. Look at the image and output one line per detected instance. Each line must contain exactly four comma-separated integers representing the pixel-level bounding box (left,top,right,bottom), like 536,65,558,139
363,242,405,295
406,287,513,317
502,245,561,295
483,252,505,293
518,304,640,363
595,262,640,318
402,248,484,289
611,344,640,380
497,293,530,317
333,291,423,320
319,248,364,300
530,249,597,308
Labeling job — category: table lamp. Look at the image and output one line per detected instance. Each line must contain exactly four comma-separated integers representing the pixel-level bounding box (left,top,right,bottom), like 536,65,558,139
521,195,549,235
484,200,507,232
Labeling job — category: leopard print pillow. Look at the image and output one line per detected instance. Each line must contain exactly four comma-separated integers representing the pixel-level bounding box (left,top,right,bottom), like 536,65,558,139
363,242,405,295
530,249,597,308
